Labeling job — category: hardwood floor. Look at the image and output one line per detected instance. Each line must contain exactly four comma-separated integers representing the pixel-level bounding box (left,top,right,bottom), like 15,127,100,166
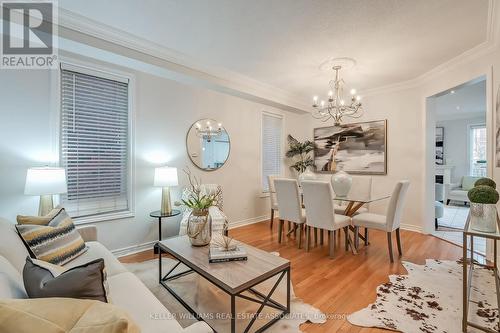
120,220,462,332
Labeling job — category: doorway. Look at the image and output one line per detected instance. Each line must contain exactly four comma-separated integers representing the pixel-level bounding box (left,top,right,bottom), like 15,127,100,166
427,76,487,256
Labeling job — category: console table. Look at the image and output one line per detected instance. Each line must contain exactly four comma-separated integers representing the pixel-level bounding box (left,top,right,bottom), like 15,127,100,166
462,213,500,333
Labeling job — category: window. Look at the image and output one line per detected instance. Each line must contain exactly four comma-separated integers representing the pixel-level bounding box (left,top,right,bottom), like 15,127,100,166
469,124,487,177
60,63,131,219
261,113,283,192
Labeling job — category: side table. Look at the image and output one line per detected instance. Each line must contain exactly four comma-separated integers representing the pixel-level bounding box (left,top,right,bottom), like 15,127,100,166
150,209,181,254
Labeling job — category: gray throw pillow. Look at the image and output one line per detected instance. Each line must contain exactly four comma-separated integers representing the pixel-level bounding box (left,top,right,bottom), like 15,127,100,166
23,257,109,303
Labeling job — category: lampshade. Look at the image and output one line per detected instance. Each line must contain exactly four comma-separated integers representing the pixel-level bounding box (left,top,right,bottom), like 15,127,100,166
25,167,67,195
154,166,178,187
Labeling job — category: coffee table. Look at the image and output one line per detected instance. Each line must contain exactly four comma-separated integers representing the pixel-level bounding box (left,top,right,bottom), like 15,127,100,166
157,236,291,333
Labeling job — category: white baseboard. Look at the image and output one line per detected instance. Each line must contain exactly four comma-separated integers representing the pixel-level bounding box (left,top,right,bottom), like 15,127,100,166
400,223,423,233
228,215,269,229
112,240,156,257
113,215,269,257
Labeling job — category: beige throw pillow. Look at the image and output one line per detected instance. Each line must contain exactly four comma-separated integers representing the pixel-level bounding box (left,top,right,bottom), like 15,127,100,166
0,298,140,333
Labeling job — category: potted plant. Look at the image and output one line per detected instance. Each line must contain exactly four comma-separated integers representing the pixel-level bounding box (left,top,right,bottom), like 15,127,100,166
468,178,499,233
175,168,222,246
286,135,316,182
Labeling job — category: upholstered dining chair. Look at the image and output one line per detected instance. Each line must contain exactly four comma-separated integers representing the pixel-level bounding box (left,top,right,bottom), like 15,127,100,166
302,180,351,258
334,176,372,215
267,175,279,229
274,178,306,248
352,180,410,263
334,176,372,244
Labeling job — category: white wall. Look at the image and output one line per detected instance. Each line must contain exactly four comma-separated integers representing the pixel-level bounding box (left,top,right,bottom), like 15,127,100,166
436,115,486,182
0,54,308,253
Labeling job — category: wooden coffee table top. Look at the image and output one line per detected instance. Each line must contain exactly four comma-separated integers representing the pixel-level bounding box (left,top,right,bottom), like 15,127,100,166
158,236,290,294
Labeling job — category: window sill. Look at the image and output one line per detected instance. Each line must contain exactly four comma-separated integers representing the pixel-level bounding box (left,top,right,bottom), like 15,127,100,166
73,211,135,225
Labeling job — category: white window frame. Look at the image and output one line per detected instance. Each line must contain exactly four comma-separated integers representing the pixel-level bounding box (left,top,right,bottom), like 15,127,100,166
260,111,285,195
55,58,136,224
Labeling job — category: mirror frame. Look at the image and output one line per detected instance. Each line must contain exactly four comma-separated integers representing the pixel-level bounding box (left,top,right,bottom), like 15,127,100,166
185,118,231,172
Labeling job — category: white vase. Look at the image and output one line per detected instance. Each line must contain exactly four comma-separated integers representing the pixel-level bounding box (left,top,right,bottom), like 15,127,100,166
470,203,497,233
331,170,352,197
298,167,317,185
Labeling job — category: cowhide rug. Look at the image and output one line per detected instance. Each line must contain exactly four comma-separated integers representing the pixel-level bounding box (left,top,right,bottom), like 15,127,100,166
348,259,499,333
124,256,326,332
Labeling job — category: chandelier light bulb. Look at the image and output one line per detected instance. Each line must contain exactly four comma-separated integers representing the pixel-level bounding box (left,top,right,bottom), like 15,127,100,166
206,121,211,126
217,123,222,128
350,88,356,95
320,100,325,107
196,122,201,129
313,95,318,102
328,90,333,97
340,99,345,106
356,95,361,101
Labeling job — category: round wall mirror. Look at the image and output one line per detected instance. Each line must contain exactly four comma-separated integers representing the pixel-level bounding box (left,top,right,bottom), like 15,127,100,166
186,119,230,171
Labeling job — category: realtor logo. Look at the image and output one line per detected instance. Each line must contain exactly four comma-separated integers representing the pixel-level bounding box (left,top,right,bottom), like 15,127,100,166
1,1,58,69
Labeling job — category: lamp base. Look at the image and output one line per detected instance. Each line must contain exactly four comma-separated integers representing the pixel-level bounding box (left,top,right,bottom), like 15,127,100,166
39,195,54,216
161,187,172,215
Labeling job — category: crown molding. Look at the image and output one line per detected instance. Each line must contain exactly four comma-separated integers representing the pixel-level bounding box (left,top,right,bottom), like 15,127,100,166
362,0,499,97
57,8,310,114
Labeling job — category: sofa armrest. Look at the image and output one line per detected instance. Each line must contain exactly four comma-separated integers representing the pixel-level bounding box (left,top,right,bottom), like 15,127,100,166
77,225,97,242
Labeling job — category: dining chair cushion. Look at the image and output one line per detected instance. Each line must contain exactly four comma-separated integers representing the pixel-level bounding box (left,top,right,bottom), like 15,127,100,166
333,214,351,229
352,213,387,231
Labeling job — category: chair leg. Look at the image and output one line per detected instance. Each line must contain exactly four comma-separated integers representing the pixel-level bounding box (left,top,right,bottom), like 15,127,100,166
270,209,274,229
278,219,283,243
288,221,291,232
328,230,335,258
314,227,318,246
364,228,369,246
435,218,438,230
320,229,324,245
306,226,310,252
396,228,403,256
387,232,394,263
446,199,450,205
298,224,303,249
344,227,349,251
354,226,359,249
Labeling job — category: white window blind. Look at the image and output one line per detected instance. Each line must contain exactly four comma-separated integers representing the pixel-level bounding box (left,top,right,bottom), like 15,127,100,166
60,65,130,218
262,113,283,192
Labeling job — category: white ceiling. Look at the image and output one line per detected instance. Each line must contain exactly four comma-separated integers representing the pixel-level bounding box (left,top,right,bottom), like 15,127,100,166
434,78,487,121
59,0,490,102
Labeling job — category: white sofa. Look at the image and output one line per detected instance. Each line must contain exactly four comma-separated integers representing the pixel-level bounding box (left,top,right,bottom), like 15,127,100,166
445,176,480,205
0,218,212,333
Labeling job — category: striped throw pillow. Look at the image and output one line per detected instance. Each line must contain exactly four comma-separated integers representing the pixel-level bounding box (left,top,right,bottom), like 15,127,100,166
16,208,87,265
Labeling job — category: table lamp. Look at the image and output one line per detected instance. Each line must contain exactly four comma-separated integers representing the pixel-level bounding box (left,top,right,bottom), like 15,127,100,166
25,167,67,216
154,166,178,215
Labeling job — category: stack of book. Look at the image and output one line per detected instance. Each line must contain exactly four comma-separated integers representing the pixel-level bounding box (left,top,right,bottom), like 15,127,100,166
209,245,247,263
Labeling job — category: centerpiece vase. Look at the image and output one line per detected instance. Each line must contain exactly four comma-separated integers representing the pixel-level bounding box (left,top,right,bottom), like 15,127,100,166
186,209,212,246
470,203,497,233
331,170,352,197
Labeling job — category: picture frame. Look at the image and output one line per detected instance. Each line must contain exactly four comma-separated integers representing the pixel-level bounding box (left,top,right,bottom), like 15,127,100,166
313,119,387,175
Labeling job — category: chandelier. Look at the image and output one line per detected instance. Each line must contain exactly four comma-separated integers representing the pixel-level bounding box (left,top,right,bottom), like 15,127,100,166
312,64,363,125
195,120,222,142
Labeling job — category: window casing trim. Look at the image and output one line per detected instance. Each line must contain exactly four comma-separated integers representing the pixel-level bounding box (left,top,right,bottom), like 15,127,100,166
57,58,136,224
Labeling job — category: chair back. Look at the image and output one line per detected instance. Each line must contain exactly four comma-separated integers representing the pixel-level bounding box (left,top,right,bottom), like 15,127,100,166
302,180,336,230
385,180,410,231
267,175,278,209
274,178,304,224
435,183,444,202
